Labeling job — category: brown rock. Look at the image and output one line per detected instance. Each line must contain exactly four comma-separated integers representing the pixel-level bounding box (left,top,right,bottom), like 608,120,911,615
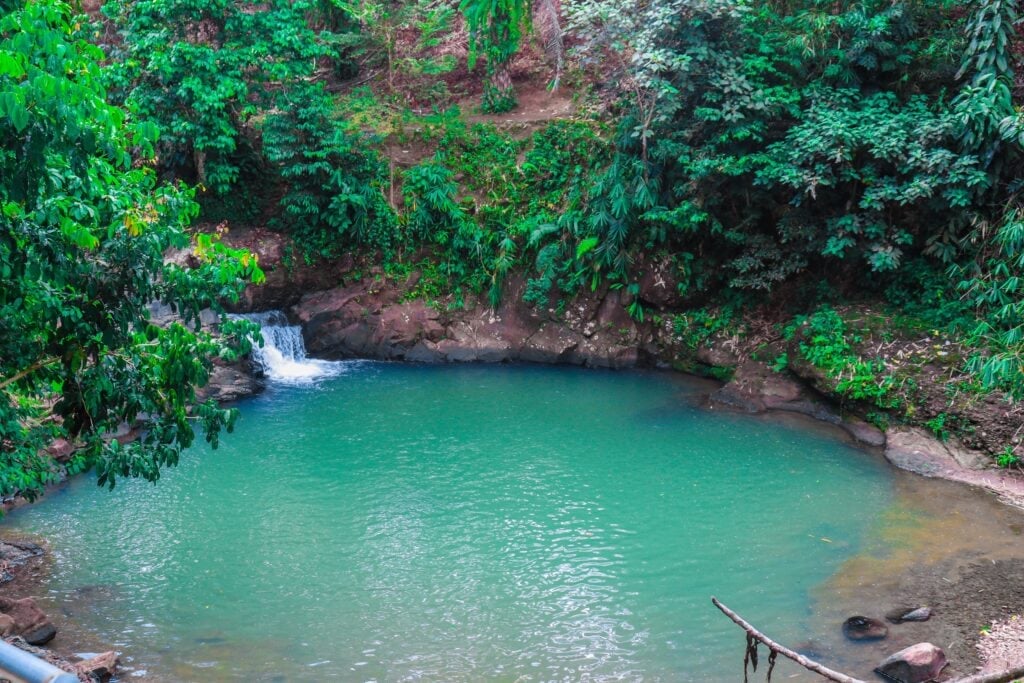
76,651,120,681
695,343,742,368
0,614,15,636
876,643,947,682
21,622,56,646
199,363,265,402
637,261,683,309
0,596,57,645
47,438,76,462
521,324,582,364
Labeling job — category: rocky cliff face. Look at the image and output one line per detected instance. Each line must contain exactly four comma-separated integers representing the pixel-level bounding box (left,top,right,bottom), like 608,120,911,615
291,274,652,368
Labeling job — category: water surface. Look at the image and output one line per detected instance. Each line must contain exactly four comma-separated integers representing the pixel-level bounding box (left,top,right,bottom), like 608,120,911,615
3,363,899,681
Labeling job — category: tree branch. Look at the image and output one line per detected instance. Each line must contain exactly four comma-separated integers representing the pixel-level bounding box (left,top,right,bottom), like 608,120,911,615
0,358,60,391
712,597,1024,683
711,597,867,683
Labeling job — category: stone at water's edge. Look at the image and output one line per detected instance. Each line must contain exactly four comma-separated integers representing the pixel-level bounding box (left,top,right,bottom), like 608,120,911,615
199,362,265,403
885,428,983,477
842,615,888,641
75,650,120,681
0,597,57,645
885,606,933,624
899,607,933,623
290,274,646,369
875,643,947,683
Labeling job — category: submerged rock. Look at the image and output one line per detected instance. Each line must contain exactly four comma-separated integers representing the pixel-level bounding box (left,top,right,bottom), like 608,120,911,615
875,642,947,682
840,417,886,447
22,622,56,646
0,540,44,583
842,615,888,641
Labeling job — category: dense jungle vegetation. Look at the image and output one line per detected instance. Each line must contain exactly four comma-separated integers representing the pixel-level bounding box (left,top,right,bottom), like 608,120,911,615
2,0,1024,498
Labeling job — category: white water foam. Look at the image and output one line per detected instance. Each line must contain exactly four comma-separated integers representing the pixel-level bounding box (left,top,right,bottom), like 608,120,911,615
235,311,347,383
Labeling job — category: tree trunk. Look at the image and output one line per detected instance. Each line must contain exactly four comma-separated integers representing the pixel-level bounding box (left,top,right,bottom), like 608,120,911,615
483,60,516,113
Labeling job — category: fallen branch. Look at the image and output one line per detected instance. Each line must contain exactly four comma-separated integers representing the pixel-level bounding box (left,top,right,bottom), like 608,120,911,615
712,597,1024,683
711,597,866,683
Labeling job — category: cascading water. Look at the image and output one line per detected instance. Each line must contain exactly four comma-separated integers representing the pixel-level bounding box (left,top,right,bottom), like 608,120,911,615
235,310,346,382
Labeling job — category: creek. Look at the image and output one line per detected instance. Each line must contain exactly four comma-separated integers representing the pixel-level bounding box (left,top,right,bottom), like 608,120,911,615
2,315,1020,681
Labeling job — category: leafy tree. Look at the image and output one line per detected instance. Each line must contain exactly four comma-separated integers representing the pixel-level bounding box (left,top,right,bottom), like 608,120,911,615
337,0,457,94
0,0,263,498
558,0,982,291
461,0,529,112
262,83,397,258
101,0,345,195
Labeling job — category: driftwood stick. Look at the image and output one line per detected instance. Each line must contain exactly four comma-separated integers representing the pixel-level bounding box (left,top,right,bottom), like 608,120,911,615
712,597,868,683
712,597,1024,683
952,667,1024,683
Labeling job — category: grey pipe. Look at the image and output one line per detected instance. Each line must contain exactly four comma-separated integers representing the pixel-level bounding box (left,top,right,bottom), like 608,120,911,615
0,639,79,683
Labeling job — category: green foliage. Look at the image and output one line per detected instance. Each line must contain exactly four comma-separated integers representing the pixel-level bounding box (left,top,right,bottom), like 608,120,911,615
0,0,262,499
755,90,986,275
950,207,1024,399
953,0,1019,153
924,412,950,442
786,308,900,409
564,0,987,291
673,305,743,352
996,445,1020,469
262,83,397,258
402,162,466,241
338,0,456,96
101,0,349,195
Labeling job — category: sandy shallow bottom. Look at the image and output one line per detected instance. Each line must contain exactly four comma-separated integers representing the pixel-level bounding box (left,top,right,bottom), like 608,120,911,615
804,468,1024,680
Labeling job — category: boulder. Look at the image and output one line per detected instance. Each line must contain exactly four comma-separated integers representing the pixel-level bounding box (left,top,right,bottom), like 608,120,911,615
885,428,959,477
22,622,56,646
875,643,947,682
0,596,57,645
842,616,888,641
637,261,684,309
46,438,76,463
708,361,832,419
200,363,265,403
695,343,742,369
76,651,120,681
841,417,887,447
520,324,582,364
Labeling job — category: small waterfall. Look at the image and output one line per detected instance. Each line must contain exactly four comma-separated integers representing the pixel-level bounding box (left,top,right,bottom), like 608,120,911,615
236,311,344,382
